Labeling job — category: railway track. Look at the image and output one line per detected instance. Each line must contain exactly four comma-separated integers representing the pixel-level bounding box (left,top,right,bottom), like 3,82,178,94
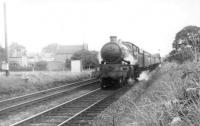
0,78,98,116
11,85,133,126
62,85,132,126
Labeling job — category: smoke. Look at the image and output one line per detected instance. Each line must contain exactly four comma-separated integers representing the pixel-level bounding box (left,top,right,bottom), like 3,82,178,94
127,70,150,85
124,54,138,65
120,42,138,65
137,71,149,81
127,78,135,85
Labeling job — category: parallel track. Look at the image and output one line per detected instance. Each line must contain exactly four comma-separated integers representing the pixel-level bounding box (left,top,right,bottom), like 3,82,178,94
62,85,132,126
0,78,98,115
11,85,132,126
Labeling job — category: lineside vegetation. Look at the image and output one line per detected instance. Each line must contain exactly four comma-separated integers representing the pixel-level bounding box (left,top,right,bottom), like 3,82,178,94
90,61,200,126
0,71,90,100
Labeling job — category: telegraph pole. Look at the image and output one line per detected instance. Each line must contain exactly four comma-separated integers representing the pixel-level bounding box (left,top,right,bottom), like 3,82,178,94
4,2,9,76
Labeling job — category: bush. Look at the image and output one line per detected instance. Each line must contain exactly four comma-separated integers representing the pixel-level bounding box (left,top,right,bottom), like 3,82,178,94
65,58,71,70
34,61,47,71
9,62,32,71
167,47,195,64
9,61,48,71
137,62,200,126
71,50,99,70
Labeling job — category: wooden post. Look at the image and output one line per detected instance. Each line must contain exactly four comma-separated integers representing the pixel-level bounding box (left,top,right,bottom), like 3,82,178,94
4,2,9,76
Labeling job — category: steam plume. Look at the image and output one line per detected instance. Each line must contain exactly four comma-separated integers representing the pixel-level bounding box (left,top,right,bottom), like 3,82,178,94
137,71,149,81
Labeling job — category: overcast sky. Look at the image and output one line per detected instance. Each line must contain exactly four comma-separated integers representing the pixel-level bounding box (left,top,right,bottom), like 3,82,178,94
0,0,200,56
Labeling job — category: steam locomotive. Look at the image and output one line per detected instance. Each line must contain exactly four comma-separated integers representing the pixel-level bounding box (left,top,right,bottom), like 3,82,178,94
98,36,160,89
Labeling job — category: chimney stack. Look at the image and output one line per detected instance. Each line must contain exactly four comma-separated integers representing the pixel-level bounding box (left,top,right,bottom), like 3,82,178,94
110,36,117,42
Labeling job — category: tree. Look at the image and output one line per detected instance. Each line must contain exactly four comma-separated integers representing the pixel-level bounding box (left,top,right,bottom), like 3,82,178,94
71,50,99,69
42,43,59,54
172,25,200,62
65,58,71,70
167,47,194,63
9,42,27,57
173,26,200,51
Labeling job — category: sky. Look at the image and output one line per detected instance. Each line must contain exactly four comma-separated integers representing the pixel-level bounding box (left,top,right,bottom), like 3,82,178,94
0,0,200,56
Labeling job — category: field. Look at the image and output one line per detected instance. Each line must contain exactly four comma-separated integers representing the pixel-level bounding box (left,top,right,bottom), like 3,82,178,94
91,61,200,126
0,71,91,100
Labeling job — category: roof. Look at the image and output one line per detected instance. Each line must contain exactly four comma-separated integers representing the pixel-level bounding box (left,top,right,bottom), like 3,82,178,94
55,44,88,54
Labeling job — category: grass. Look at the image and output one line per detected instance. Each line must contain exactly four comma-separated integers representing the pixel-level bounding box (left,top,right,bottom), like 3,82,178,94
0,71,91,100
90,61,200,126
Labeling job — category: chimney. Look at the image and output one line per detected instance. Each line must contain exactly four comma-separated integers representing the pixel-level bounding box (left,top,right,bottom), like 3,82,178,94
110,36,117,42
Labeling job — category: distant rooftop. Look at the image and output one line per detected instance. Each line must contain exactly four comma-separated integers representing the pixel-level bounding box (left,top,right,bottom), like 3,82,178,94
55,44,88,54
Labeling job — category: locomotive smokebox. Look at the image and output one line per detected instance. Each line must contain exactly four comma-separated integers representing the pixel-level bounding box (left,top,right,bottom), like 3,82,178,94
101,36,137,64
101,41,122,63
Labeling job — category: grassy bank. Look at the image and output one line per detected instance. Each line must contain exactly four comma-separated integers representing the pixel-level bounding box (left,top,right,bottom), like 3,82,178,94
91,62,200,126
0,71,91,100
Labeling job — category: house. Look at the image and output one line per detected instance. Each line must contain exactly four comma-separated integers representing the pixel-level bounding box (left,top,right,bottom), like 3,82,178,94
46,61,65,71
40,43,88,71
9,56,28,66
8,43,28,66
54,43,88,63
40,53,54,62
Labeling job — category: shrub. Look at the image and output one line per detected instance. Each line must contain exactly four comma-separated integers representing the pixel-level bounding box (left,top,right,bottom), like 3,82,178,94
9,61,48,71
65,58,71,70
34,61,47,71
168,47,195,64
71,50,99,69
141,62,200,126
9,62,32,71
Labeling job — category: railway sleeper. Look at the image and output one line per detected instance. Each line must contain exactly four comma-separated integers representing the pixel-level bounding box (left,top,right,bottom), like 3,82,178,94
63,103,92,108
92,105,109,109
27,123,56,126
39,118,65,123
77,117,96,121
58,108,86,114
86,109,103,112
64,107,89,110
76,99,100,102
57,109,80,113
75,116,94,121
48,114,73,117
67,121,92,126
69,101,98,105
48,112,74,116
74,119,93,124
79,113,98,117
67,123,88,126
43,116,66,120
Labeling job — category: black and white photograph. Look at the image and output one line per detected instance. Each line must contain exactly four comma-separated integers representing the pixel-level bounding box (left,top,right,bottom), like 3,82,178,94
0,0,200,125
